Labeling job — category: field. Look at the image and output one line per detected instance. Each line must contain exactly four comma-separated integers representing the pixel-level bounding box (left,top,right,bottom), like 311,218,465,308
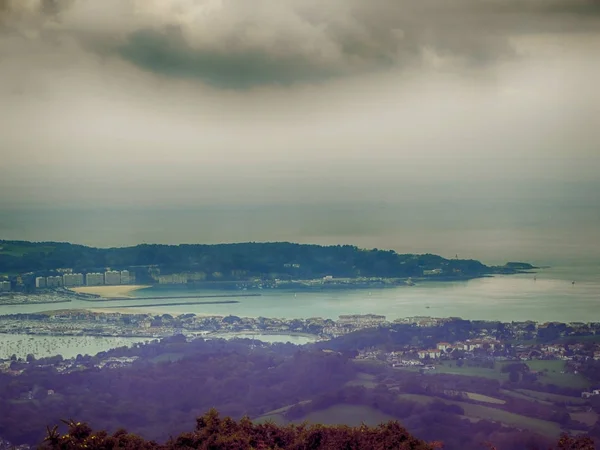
254,404,395,428
464,393,506,404
500,389,552,405
499,360,591,389
295,405,396,427
345,373,378,389
406,360,591,389
570,411,599,427
426,362,507,381
515,389,587,405
398,393,561,437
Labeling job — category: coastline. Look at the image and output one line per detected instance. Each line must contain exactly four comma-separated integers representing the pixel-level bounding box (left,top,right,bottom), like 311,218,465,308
0,299,72,306
84,307,217,317
69,285,151,298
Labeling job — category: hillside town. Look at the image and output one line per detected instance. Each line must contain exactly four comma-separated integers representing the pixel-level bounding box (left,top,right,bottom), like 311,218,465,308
2,311,600,384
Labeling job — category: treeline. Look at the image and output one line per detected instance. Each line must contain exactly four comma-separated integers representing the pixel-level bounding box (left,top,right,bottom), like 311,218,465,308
39,410,595,450
40,409,441,450
0,240,498,280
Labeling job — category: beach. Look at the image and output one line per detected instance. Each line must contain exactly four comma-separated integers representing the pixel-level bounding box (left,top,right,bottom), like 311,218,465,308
70,285,151,298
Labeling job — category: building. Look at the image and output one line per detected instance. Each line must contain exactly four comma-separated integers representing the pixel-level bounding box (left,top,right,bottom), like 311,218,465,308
424,269,443,275
35,277,47,288
86,272,104,286
120,270,130,285
0,281,10,292
158,274,188,284
63,273,84,287
105,270,121,285
418,349,441,359
46,276,63,287
436,342,452,352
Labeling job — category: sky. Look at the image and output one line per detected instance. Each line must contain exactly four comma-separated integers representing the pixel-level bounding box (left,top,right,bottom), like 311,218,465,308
1,0,600,263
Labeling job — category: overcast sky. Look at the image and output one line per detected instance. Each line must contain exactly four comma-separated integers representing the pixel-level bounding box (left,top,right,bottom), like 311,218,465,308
1,0,600,258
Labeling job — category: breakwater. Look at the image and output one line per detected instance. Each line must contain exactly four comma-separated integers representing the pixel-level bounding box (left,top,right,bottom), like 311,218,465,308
95,300,240,308
79,293,261,302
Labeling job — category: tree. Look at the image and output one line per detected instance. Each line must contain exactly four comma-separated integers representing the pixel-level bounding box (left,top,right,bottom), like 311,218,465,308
509,371,520,383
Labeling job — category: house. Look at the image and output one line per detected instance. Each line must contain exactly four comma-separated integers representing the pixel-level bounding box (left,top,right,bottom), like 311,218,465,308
437,342,452,352
418,349,441,359
581,390,600,398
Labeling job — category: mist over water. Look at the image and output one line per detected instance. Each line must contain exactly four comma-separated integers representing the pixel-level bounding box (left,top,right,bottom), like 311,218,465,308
3,185,600,268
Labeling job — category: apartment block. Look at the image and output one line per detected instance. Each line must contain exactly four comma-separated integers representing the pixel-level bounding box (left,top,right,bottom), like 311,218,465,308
86,272,105,286
46,276,63,288
63,273,84,287
105,270,121,285
120,270,130,285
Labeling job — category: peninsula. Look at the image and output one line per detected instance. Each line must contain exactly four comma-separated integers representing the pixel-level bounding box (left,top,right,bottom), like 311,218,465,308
0,240,535,295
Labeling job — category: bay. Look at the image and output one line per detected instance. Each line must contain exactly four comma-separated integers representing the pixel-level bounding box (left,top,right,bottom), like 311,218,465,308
0,266,598,323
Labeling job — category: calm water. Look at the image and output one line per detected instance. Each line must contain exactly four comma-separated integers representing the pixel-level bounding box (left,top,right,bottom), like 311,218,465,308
0,266,598,323
1,265,599,358
0,333,314,360
216,333,316,345
0,334,148,360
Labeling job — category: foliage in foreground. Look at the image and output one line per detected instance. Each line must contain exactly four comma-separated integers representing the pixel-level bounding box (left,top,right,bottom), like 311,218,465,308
40,409,438,450
39,410,596,450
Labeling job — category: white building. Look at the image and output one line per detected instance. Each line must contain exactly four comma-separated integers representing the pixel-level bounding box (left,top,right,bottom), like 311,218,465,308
105,270,121,285
35,277,47,288
0,281,10,292
63,273,84,287
86,273,104,286
120,270,130,285
46,276,63,287
437,342,452,352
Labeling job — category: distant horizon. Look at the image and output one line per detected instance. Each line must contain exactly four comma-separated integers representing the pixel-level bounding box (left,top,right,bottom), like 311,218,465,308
2,236,598,271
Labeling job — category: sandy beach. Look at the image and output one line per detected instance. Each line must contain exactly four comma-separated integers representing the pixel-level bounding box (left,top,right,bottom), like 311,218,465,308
70,285,151,298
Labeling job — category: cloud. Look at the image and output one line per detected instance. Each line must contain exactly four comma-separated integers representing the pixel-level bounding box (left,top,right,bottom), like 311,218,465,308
1,0,599,89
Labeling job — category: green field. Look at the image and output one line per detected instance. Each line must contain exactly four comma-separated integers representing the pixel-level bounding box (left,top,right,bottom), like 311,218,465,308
570,411,598,427
397,393,437,404
345,373,378,389
500,389,553,405
427,362,507,380
295,405,396,427
255,404,396,428
456,401,561,437
398,393,561,437
464,392,506,404
515,389,587,405
499,360,591,389
407,360,591,389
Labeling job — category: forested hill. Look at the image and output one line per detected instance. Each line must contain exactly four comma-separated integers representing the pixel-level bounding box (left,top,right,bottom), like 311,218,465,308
0,240,533,280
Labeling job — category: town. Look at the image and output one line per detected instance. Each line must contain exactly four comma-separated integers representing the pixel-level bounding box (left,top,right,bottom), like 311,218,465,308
2,311,600,392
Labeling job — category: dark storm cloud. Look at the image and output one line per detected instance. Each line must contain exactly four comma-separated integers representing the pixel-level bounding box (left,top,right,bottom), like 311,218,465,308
1,0,599,89
118,28,344,88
